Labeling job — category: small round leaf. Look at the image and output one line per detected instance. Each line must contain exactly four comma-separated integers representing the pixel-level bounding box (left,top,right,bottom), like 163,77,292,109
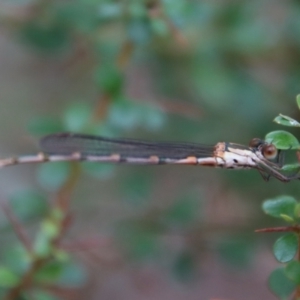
265,130,300,150
0,267,20,288
273,114,300,127
268,268,296,298
294,203,300,218
280,214,295,223
94,65,123,96
34,261,63,284
56,261,87,287
296,94,300,110
285,261,300,284
282,163,300,172
63,102,92,132
31,290,60,300
34,231,52,257
21,22,70,51
273,233,298,263
262,196,297,219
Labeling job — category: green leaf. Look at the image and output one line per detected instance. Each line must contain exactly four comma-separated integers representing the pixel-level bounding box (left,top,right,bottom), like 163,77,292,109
94,65,123,96
0,266,20,288
2,245,30,274
52,249,69,262
107,99,165,131
28,116,64,136
262,196,297,218
172,251,195,281
128,2,148,18
41,219,60,240
107,100,141,130
273,114,300,127
285,261,300,284
139,104,166,131
294,204,300,218
280,214,295,223
56,3,99,33
50,208,64,222
282,163,300,172
268,268,296,298
9,190,48,221
98,3,122,20
21,22,70,52
116,223,160,260
34,231,53,257
265,131,300,150
37,162,71,191
296,94,300,110
273,233,298,263
63,102,92,132
31,290,60,300
35,261,63,284
127,18,152,44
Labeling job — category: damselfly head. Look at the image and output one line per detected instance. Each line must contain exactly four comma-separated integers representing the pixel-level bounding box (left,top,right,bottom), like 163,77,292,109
249,138,278,160
261,144,278,160
249,138,264,148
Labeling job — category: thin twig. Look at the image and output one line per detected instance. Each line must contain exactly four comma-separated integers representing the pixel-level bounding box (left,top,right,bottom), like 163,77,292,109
255,226,300,233
1,202,32,253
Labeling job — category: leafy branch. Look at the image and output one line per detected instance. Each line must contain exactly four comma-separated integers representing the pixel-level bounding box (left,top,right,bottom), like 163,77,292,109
259,96,300,299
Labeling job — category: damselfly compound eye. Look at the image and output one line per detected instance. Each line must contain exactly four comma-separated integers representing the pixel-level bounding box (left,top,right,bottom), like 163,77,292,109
262,144,278,160
249,138,264,148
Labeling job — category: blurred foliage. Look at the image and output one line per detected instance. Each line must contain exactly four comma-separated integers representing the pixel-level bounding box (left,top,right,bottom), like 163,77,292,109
1,0,300,299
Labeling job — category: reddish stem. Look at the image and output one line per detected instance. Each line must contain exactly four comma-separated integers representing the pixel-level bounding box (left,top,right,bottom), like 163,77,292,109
255,226,300,233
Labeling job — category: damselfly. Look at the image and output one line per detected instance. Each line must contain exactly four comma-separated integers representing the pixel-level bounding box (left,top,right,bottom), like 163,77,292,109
0,132,298,182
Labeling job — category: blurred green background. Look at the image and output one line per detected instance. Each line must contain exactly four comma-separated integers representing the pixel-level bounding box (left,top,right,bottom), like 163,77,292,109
1,0,300,299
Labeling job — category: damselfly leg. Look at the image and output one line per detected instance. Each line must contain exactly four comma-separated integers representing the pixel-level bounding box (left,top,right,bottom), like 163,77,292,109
257,150,285,181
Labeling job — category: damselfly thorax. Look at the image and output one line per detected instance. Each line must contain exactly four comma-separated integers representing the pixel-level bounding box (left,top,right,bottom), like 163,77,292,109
0,133,297,182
